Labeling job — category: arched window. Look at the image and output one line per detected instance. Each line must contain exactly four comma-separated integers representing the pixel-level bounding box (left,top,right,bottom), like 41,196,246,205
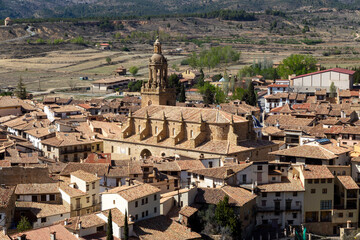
173,128,176,136
155,126,158,134
190,130,194,138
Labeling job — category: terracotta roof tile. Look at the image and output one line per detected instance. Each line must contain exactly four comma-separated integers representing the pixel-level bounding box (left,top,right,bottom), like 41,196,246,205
337,176,359,190
133,215,201,240
103,181,160,202
71,170,101,182
16,201,69,218
301,165,334,179
0,186,15,208
257,177,304,192
190,163,252,180
15,183,59,195
11,224,77,240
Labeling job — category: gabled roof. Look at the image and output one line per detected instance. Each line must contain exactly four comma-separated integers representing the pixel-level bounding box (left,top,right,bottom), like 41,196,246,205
11,224,77,240
71,170,100,182
15,183,59,195
292,68,355,79
103,181,160,202
270,145,339,160
195,186,256,207
301,165,334,179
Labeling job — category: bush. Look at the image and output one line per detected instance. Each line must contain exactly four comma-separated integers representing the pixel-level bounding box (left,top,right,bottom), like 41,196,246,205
35,38,45,44
129,66,139,76
70,36,86,45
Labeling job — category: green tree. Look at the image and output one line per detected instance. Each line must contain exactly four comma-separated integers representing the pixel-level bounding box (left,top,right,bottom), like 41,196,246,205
17,216,32,232
107,209,113,240
129,66,139,76
199,83,216,105
243,82,257,106
179,84,186,103
128,80,143,92
232,87,245,100
15,77,27,100
215,195,242,239
215,87,226,104
330,82,337,98
168,74,181,97
124,210,129,240
277,54,317,79
106,57,112,65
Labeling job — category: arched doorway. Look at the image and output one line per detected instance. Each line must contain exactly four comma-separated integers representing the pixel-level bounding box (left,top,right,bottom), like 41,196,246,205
140,149,152,158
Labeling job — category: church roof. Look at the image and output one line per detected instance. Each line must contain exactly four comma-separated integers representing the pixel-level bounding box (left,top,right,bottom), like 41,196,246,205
132,105,247,124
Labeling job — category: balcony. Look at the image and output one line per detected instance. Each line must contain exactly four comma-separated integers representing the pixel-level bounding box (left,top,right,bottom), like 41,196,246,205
61,147,91,154
257,205,301,212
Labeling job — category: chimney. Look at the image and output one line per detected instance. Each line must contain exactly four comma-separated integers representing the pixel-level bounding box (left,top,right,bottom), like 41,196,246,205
50,232,56,240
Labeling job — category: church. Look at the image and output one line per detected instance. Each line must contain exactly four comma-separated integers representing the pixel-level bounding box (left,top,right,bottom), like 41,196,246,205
103,39,277,162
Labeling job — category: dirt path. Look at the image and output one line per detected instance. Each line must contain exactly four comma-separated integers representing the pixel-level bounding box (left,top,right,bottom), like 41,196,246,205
0,26,36,43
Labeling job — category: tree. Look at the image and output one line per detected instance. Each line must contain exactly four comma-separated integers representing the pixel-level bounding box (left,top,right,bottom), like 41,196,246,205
67,79,78,91
179,84,186,102
124,210,129,240
330,82,337,98
106,57,112,65
199,82,215,105
17,216,32,232
107,209,113,240
15,77,27,99
129,66,139,76
243,81,257,106
232,87,245,100
128,80,143,92
215,87,226,104
277,54,318,79
215,195,242,239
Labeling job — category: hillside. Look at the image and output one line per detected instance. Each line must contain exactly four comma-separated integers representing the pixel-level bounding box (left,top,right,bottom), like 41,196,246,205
1,0,360,19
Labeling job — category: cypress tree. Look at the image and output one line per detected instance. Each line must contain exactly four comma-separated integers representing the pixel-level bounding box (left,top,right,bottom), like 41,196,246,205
179,84,186,103
246,81,257,106
107,209,113,240
124,210,129,240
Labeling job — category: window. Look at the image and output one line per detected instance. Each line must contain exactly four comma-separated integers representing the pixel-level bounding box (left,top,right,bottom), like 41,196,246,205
293,192,298,197
155,126,158,134
311,189,316,194
111,146,114,153
328,179,332,183
154,194,157,201
41,195,46,201
200,175,204,180
314,179,319,184
275,192,281,197
261,200,266,206
86,185,89,191
92,182,95,189
154,207,157,213
242,174,247,183
338,213,343,218
320,200,332,210
134,174,138,178
50,194,55,201
322,188,327,194
86,197,90,203
113,200,115,204
96,144,100,151
349,212,353,217
142,199,144,205
190,130,194,138
292,213,297,219
272,177,276,181
172,128,175,136
135,214,138,220
145,197,148,204
41,217,46,223
142,212,144,218
257,166,263,171
209,161,213,168
261,192,267,197
321,179,326,183
135,201,138,207
167,185,170,190
308,179,313,184
146,210,148,216
32,195,38,202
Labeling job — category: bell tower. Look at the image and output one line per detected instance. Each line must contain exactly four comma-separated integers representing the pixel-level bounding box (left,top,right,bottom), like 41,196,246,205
141,38,176,107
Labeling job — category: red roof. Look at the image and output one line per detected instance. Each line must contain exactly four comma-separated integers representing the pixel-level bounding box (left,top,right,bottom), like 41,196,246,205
84,153,112,164
270,106,284,113
78,104,91,110
268,84,289,88
292,103,311,110
186,88,198,92
100,43,110,46
292,68,355,79
351,90,360,97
